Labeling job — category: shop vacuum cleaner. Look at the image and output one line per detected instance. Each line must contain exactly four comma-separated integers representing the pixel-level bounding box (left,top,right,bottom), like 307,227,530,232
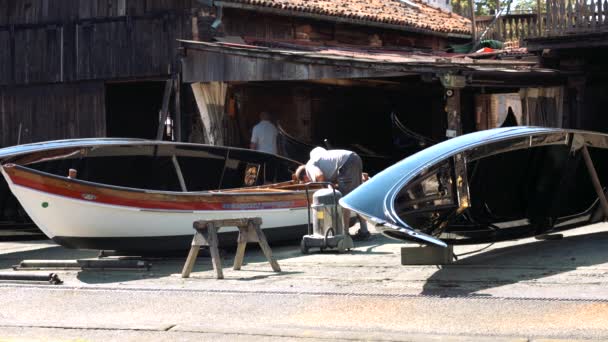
300,183,354,254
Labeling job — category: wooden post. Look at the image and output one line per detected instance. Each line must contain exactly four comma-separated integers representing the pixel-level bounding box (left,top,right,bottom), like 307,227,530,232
233,225,249,270
181,232,204,278
206,222,224,279
537,0,543,35
569,76,586,129
446,89,462,138
252,220,281,272
181,222,224,279
439,74,465,138
581,145,608,220
171,155,188,192
156,79,173,140
174,72,182,142
468,0,477,48
191,12,199,41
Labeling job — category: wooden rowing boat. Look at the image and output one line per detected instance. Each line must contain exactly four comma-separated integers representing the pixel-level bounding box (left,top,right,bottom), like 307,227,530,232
0,139,316,253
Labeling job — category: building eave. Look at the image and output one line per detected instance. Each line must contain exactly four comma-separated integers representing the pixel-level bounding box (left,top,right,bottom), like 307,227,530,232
179,40,561,85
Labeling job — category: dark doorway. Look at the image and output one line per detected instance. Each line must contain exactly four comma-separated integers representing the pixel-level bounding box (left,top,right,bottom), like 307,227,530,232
105,82,166,139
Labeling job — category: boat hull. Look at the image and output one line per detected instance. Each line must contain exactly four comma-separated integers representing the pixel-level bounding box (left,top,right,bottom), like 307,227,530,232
2,165,311,252
52,225,308,254
341,127,608,246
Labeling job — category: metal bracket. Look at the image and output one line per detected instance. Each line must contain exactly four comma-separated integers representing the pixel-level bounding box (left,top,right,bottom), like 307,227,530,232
439,74,466,89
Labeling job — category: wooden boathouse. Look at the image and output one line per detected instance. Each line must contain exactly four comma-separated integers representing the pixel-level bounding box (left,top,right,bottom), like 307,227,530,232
0,0,474,148
0,0,475,224
0,0,597,227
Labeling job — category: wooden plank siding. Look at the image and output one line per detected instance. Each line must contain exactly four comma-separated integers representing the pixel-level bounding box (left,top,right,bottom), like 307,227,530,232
181,49,408,83
0,82,106,147
0,29,11,84
0,0,194,25
13,25,63,84
0,13,194,86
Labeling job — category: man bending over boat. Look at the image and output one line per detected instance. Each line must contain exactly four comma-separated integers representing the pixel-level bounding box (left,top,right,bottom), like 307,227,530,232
294,147,371,240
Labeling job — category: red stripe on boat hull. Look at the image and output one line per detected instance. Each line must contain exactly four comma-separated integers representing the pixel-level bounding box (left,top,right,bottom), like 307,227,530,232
8,173,308,211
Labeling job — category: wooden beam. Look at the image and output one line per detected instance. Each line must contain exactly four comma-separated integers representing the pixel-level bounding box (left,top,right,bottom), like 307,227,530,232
445,88,462,138
568,76,586,129
581,145,608,220
306,78,405,87
156,79,173,140
536,0,542,35
171,155,187,192
174,73,182,142
179,42,539,83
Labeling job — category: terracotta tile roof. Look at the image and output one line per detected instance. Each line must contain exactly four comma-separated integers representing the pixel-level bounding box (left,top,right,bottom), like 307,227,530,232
218,0,472,35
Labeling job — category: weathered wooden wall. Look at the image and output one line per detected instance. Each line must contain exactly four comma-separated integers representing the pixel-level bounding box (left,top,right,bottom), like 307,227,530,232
222,9,448,50
0,0,196,24
0,82,106,147
0,0,208,147
0,13,196,85
181,48,407,83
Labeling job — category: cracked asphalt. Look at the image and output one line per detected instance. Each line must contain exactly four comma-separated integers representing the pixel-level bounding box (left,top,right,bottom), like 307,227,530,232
2,223,608,341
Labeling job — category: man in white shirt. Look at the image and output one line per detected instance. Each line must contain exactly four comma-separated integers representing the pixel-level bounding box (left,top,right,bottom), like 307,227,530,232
250,112,278,154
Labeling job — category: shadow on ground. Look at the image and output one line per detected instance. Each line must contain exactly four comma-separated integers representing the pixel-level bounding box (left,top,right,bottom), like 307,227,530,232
421,231,608,296
0,233,392,285
0,242,98,269
0,240,311,284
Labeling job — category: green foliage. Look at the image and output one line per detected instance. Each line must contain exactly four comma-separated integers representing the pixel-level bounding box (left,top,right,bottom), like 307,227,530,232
451,0,542,17
513,0,540,12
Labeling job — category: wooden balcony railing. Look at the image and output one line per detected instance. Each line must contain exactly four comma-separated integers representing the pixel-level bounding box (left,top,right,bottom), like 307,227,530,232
476,13,539,44
475,1,608,46
544,0,608,35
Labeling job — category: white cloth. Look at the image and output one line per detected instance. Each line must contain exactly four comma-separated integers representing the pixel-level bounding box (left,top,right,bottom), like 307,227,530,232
251,120,278,154
191,82,227,146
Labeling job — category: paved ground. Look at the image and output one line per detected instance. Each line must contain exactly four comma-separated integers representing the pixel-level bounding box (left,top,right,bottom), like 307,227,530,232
2,223,608,341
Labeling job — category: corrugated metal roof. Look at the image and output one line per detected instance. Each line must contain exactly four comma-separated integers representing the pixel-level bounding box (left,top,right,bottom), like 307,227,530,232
182,39,540,69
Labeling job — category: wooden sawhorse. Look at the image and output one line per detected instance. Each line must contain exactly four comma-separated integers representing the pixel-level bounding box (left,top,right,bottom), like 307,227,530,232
181,217,281,279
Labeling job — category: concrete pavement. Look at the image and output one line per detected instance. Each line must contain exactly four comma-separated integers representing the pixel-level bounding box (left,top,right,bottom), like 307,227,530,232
1,223,608,341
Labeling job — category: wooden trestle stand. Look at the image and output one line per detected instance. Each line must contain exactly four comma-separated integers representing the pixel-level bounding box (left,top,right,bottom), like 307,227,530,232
181,217,281,279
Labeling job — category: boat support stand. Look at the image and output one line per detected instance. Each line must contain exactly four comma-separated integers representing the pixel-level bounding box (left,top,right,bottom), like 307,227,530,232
181,217,281,279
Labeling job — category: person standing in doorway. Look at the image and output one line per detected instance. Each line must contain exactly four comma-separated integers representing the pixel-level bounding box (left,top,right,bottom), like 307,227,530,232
250,111,278,154
294,147,371,240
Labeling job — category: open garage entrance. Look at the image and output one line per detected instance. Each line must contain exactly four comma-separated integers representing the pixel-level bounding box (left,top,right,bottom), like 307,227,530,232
105,81,166,139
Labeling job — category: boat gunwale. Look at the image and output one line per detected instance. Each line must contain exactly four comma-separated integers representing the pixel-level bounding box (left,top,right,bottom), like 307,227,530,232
3,164,313,199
